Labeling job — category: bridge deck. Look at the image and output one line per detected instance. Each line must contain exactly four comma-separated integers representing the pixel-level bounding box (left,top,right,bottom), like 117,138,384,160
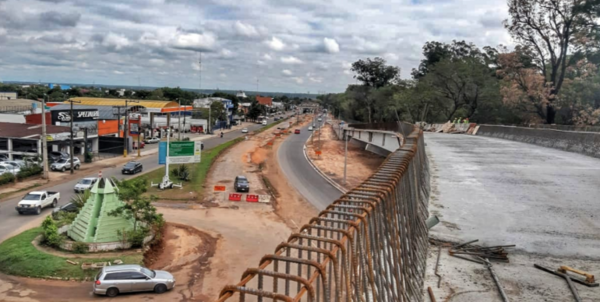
426,132,600,258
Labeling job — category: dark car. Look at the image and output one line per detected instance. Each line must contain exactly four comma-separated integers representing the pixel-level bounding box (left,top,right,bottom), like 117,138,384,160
294,129,301,134
52,202,79,219
234,176,249,192
122,161,143,174
49,151,69,163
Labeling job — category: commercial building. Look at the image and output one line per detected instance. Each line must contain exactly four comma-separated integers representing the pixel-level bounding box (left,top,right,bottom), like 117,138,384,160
0,92,18,100
0,122,81,160
193,97,234,129
256,95,273,107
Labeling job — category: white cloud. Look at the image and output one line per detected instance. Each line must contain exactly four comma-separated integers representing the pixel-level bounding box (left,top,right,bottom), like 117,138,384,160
323,38,340,53
113,70,124,75
103,33,131,50
219,48,235,59
149,59,165,66
281,56,303,64
172,32,217,52
219,73,227,78
292,77,304,84
234,21,259,38
266,36,285,51
0,27,6,36
263,53,273,60
282,69,293,76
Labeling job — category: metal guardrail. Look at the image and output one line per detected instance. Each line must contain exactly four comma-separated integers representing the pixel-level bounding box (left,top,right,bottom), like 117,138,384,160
217,122,430,302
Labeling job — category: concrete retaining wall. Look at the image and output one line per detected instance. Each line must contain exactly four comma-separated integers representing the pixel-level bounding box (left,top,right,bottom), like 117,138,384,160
477,125,600,158
57,224,154,252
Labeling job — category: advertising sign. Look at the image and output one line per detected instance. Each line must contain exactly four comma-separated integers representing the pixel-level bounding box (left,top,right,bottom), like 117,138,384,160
168,141,202,164
158,142,167,165
51,109,99,123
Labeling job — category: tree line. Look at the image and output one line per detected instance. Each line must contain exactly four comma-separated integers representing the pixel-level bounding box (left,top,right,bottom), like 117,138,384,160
320,0,600,126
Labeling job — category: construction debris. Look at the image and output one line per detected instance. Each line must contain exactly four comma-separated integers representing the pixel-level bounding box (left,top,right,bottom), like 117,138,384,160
427,287,437,302
66,260,78,265
533,264,599,302
534,264,599,287
559,266,596,284
435,245,442,288
481,257,510,302
449,239,514,262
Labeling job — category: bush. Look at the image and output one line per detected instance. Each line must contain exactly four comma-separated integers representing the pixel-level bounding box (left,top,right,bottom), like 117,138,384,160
117,229,148,248
0,173,15,186
16,165,42,180
41,216,63,248
171,164,190,181
72,242,89,254
54,211,77,227
84,152,94,163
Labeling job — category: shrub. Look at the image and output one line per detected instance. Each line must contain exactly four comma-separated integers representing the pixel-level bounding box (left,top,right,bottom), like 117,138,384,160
117,229,148,248
0,173,15,186
72,242,89,254
54,211,77,227
171,164,190,181
84,152,94,163
41,216,63,248
16,165,42,180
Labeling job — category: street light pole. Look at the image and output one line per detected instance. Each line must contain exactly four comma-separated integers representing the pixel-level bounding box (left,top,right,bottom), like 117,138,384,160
178,98,181,140
344,129,348,185
65,98,80,175
41,94,49,180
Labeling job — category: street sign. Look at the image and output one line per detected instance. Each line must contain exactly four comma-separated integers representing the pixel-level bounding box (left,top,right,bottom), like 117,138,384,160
214,185,226,192
167,141,202,164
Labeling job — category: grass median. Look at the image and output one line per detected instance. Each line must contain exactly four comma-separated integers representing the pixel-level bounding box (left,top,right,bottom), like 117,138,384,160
0,227,143,280
140,137,245,200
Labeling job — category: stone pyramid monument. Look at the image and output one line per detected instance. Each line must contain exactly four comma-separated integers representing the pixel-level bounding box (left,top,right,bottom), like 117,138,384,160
68,178,134,243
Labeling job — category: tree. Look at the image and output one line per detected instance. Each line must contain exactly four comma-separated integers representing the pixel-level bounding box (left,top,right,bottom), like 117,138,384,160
246,100,264,121
108,178,163,232
504,0,600,123
557,59,600,125
351,57,400,88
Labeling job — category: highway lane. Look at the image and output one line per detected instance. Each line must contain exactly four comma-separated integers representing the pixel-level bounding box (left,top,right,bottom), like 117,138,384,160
0,114,292,241
278,116,342,210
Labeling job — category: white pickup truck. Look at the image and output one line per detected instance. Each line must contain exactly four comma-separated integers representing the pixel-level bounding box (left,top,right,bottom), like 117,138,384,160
15,191,60,215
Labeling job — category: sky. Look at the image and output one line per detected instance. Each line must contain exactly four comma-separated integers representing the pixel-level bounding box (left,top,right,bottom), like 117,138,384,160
0,0,513,93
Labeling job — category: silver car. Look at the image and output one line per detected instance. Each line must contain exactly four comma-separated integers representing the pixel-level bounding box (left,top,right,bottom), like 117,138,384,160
93,264,175,297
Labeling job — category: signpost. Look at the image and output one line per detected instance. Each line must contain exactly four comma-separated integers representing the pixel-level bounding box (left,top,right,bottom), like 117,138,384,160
168,141,202,164
214,185,226,192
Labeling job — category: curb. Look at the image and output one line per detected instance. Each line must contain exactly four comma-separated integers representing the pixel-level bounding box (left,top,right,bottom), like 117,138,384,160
303,132,348,194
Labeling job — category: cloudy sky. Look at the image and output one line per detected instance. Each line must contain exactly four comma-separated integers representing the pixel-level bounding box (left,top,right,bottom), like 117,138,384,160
0,0,512,93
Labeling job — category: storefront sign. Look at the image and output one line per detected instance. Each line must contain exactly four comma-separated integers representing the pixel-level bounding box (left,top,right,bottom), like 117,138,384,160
52,109,99,123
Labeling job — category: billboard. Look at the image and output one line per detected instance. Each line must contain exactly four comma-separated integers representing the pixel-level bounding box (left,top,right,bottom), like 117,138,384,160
51,109,99,123
158,141,202,164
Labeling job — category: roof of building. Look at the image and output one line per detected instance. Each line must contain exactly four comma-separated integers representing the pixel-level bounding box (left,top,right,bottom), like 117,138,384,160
0,99,42,107
256,96,273,106
0,122,70,139
67,98,179,109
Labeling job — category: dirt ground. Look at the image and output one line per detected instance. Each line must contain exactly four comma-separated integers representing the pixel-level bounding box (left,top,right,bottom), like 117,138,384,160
306,123,385,189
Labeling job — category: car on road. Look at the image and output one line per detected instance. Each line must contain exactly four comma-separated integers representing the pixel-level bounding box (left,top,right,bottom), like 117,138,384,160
308,126,313,131
261,120,267,125
49,151,69,163
144,137,161,144
50,157,81,172
52,202,79,219
74,177,98,193
122,161,143,174
318,118,322,122
133,141,146,149
294,129,301,134
234,175,249,192
93,264,175,297
16,191,60,215
241,128,248,133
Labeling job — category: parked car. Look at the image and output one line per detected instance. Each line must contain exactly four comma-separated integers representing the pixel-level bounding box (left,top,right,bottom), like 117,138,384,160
93,264,175,297
122,161,143,174
49,151,69,163
261,120,267,125
0,165,11,176
318,118,322,122
50,157,80,172
52,202,79,219
234,176,249,192
16,191,60,215
74,177,98,193
294,129,301,134
241,128,248,133
308,126,313,131
0,162,21,174
0,154,8,161
133,141,146,149
0,163,20,175
145,137,161,144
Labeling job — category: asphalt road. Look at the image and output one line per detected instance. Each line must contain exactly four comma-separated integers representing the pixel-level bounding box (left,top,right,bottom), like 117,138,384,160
0,114,292,241
278,116,342,210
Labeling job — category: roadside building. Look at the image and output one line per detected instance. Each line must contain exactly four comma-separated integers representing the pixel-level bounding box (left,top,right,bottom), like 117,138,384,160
0,122,76,160
193,97,234,129
256,95,273,107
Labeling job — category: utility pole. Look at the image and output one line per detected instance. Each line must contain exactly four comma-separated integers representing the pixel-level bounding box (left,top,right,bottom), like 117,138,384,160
65,98,80,175
41,94,49,180
344,129,348,184
178,98,181,140
208,101,212,134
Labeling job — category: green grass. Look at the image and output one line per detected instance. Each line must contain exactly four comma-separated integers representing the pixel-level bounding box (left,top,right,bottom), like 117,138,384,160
139,137,245,200
0,228,143,280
